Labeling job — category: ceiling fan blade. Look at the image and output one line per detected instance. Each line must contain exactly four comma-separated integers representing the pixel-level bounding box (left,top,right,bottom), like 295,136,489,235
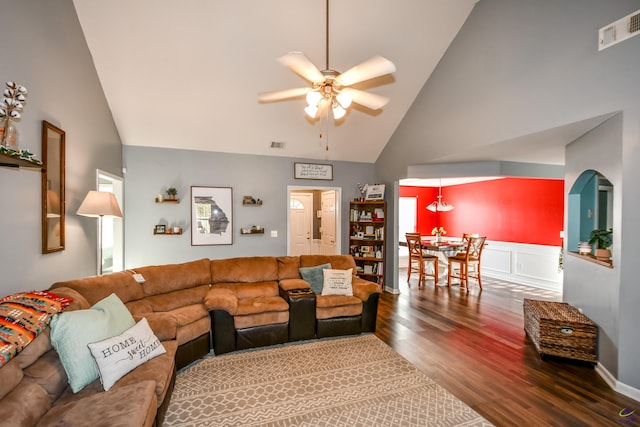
258,87,310,102
277,52,324,83
335,56,396,87
348,89,390,110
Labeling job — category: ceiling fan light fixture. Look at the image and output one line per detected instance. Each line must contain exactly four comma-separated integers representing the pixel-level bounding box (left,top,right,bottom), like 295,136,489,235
305,104,319,118
257,0,396,125
336,91,352,109
332,104,346,120
306,90,322,106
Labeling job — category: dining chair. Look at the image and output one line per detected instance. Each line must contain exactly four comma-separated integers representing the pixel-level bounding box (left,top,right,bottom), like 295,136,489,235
405,233,439,287
455,233,478,256
447,235,487,290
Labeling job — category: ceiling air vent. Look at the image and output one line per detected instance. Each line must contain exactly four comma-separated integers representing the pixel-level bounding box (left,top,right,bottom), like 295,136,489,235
599,9,640,51
270,141,286,149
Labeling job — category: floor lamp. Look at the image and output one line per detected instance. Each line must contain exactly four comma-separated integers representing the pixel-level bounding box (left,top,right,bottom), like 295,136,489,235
77,190,123,275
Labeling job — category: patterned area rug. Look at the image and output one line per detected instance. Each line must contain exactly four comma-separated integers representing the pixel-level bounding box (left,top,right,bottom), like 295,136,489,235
165,334,493,426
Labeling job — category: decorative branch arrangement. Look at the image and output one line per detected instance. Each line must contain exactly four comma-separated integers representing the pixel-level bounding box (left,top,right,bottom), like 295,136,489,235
0,81,28,151
0,81,28,120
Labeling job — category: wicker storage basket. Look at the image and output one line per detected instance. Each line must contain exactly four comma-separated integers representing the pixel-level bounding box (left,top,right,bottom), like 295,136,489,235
523,299,597,363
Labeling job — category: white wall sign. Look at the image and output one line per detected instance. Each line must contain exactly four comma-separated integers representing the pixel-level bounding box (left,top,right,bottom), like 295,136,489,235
294,163,333,180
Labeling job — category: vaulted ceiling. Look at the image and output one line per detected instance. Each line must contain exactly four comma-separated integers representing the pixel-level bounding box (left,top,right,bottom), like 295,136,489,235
72,0,479,163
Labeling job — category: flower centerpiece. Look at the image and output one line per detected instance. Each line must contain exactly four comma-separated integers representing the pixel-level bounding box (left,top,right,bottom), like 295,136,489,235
431,226,446,243
0,81,28,150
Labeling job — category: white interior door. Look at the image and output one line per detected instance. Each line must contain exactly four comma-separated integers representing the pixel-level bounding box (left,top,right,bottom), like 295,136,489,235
289,193,313,256
321,190,337,254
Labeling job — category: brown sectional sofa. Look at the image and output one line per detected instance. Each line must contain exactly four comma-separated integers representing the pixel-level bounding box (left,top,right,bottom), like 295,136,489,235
0,255,381,427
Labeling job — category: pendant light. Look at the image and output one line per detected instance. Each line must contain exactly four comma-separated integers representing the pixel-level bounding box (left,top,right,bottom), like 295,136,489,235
427,180,454,212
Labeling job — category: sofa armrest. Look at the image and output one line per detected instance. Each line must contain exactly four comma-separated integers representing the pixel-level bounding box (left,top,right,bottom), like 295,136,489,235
352,277,382,302
204,288,238,315
362,292,380,332
278,278,311,292
133,312,177,342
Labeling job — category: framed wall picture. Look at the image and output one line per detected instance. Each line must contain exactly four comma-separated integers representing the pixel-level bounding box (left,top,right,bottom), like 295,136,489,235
191,186,233,245
294,162,333,180
154,224,166,235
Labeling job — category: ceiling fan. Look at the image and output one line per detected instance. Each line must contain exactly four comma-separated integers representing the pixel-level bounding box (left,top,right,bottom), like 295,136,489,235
258,0,396,121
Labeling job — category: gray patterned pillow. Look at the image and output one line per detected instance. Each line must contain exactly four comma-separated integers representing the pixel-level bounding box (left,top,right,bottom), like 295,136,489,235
299,263,332,294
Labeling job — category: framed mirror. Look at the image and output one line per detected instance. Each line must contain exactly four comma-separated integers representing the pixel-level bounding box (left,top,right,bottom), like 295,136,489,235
41,121,65,253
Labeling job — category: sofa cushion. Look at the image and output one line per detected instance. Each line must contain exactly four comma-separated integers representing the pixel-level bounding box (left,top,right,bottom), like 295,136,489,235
51,271,144,306
22,348,68,404
0,358,22,400
236,296,289,316
13,330,52,372
36,380,157,427
321,268,353,296
212,281,280,299
112,340,178,407
0,377,51,426
143,285,209,312
234,311,289,329
277,256,301,280
211,256,278,283
88,318,166,391
138,258,211,297
300,255,357,270
176,317,211,345
316,295,362,309
46,286,91,311
316,295,363,320
0,290,72,367
134,312,177,342
49,294,135,393
125,299,154,316
300,263,331,294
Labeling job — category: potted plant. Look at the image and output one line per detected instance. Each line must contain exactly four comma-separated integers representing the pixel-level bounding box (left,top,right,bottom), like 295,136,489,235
588,228,612,260
166,187,178,200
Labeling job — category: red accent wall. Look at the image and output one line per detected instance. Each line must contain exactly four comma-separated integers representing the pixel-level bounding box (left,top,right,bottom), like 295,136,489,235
400,178,564,246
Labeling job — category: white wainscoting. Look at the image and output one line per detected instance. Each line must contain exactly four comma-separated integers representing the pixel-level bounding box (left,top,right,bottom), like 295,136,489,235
482,241,563,292
398,241,563,292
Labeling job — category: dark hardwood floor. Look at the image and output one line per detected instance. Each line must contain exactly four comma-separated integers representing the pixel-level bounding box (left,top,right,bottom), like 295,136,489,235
375,270,640,426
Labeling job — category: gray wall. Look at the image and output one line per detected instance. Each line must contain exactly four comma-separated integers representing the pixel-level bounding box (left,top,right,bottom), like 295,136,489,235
565,114,622,377
123,146,374,268
376,0,640,391
0,1,122,295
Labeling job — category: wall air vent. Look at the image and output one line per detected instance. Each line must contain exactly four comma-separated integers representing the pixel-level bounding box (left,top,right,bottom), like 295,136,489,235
599,9,640,51
270,141,286,149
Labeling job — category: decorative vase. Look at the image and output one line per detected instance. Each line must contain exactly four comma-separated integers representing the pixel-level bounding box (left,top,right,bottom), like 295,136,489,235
0,118,18,150
435,232,442,243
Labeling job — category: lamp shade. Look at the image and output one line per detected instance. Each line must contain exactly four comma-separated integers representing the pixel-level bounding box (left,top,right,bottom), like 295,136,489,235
77,191,123,218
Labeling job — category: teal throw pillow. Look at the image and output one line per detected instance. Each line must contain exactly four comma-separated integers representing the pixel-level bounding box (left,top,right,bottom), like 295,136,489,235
50,293,135,393
299,263,332,294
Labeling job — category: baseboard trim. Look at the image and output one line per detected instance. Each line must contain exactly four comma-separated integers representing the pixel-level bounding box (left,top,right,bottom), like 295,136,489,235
596,363,640,402
385,286,400,294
